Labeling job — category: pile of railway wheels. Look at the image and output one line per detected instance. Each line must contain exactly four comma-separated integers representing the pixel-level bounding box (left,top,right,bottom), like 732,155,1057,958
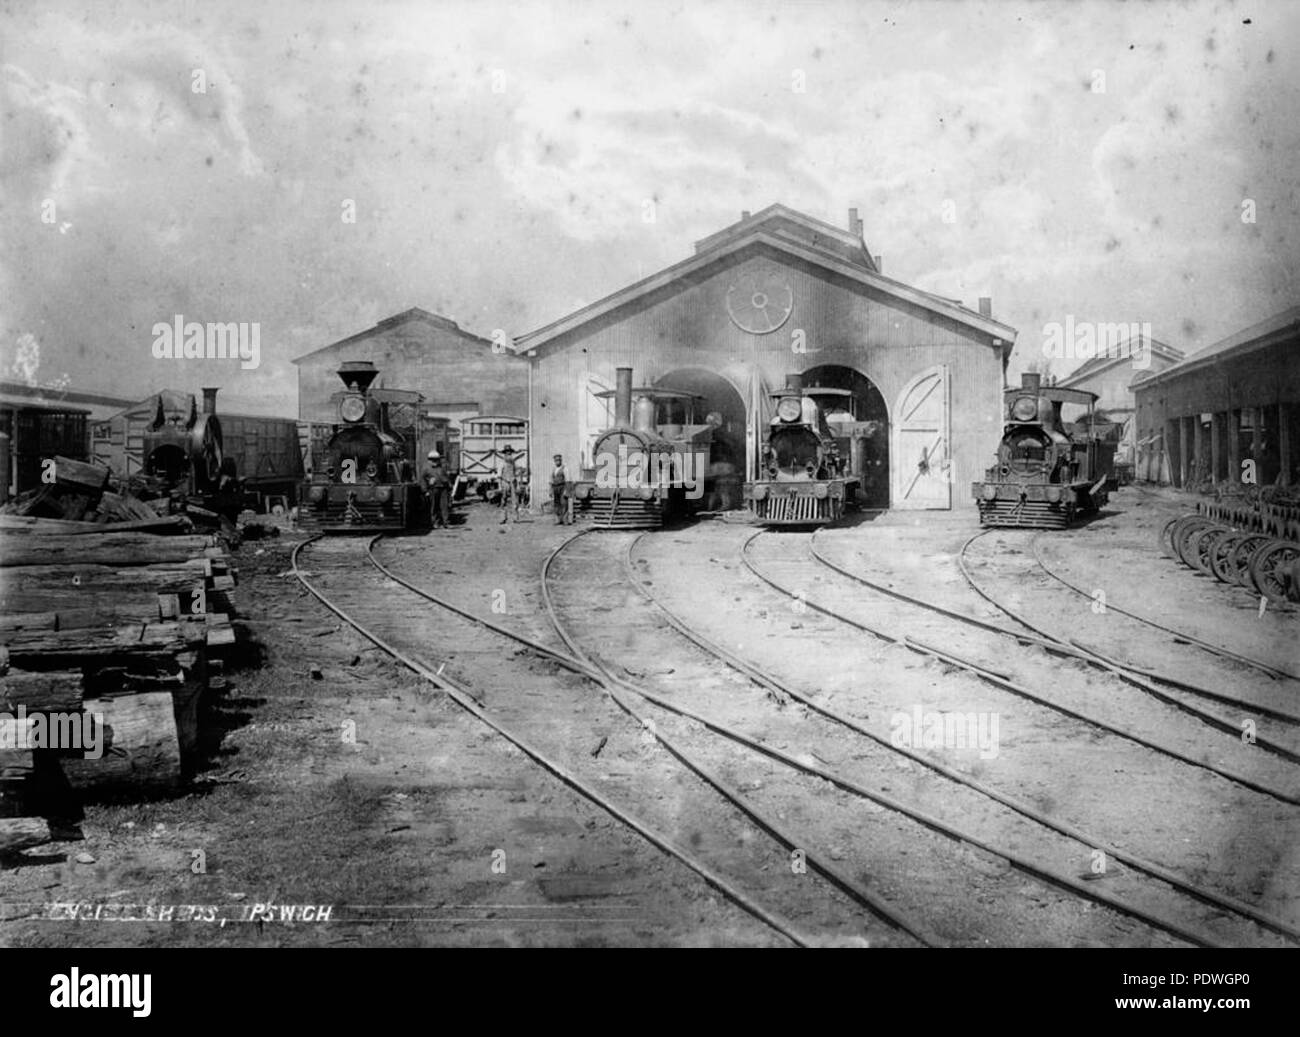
1160,513,1300,604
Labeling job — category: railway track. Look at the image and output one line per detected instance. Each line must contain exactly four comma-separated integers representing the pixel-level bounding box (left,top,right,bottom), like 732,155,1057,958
766,530,1300,802
954,530,1300,763
293,533,917,947
541,528,1298,946
804,529,1300,741
617,525,1299,945
1028,533,1299,681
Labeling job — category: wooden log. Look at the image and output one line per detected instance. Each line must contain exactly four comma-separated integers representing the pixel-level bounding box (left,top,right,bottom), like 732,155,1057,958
51,456,112,494
0,817,50,854
0,514,192,536
2,620,208,669
0,603,168,633
0,532,216,568
0,670,83,713
58,693,181,794
0,749,34,780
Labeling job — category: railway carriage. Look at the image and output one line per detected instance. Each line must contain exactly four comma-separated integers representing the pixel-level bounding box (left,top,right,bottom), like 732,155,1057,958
744,373,860,527
298,362,429,533
972,372,1115,529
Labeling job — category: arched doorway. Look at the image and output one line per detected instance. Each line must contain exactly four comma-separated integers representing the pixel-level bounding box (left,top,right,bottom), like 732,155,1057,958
802,364,890,507
654,368,748,510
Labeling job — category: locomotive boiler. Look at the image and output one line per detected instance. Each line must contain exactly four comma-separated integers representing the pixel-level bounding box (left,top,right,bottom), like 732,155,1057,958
744,373,859,526
972,371,1115,529
298,361,428,533
137,386,248,519
569,367,713,529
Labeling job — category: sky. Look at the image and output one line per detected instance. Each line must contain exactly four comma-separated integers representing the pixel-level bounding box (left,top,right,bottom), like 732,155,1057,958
1,0,1297,415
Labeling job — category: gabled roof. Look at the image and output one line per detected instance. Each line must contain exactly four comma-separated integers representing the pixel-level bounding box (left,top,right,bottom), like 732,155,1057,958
292,307,492,364
515,206,1016,356
1134,305,1300,391
693,204,880,272
1056,335,1184,390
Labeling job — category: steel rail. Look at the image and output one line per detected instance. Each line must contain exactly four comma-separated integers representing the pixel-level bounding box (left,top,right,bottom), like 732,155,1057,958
291,533,815,948
625,531,1300,944
742,531,1300,807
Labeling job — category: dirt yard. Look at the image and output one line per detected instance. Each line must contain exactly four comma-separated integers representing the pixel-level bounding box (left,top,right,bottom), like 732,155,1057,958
1,486,1295,947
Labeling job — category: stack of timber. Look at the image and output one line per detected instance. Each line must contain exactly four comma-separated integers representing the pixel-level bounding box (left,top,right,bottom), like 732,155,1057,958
0,519,237,858
0,454,239,537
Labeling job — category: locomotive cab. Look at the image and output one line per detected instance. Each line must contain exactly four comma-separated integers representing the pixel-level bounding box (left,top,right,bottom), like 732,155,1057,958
744,373,860,526
298,361,429,533
972,372,1115,529
570,367,714,529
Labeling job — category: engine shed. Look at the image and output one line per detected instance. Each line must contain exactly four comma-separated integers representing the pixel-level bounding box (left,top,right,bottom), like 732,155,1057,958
514,204,1017,514
1133,306,1300,489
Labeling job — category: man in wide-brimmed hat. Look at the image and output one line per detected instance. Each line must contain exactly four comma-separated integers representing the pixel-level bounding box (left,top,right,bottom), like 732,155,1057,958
423,450,451,529
498,445,521,524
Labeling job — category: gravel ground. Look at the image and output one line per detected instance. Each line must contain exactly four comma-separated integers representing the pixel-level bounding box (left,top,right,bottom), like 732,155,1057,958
2,487,1295,946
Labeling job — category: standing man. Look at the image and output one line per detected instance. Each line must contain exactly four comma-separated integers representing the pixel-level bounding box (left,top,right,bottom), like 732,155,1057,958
423,450,451,529
498,445,521,524
550,454,573,525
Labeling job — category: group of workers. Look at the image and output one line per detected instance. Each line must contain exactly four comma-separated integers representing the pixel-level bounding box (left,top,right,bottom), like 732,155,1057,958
420,447,574,528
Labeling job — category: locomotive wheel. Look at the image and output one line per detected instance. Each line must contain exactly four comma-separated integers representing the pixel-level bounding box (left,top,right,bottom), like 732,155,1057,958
1158,516,1181,558
1210,533,1244,583
1173,517,1218,568
1165,515,1210,563
1230,535,1273,588
1188,525,1230,576
1249,540,1300,604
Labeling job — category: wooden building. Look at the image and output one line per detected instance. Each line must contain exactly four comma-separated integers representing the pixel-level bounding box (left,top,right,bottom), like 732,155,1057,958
0,381,132,500
292,307,529,469
515,204,1017,511
1055,332,1184,470
1133,306,1300,488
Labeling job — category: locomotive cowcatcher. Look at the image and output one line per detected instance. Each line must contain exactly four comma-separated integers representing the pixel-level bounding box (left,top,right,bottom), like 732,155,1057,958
972,371,1116,529
744,373,860,526
570,367,713,529
298,361,429,533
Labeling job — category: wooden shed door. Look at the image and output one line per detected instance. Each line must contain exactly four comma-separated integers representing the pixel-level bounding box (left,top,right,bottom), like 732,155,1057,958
892,364,951,509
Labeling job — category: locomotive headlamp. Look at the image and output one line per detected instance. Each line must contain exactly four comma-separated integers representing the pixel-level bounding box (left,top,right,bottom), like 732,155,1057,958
1010,396,1038,422
805,462,817,477
365,460,379,478
340,395,367,423
776,396,802,423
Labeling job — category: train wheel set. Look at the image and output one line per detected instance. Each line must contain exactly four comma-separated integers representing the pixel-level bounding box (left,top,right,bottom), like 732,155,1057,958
1160,511,1300,604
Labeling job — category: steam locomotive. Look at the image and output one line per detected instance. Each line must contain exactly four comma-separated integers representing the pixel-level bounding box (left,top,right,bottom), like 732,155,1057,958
972,371,1115,529
744,373,859,526
298,361,429,533
569,366,714,529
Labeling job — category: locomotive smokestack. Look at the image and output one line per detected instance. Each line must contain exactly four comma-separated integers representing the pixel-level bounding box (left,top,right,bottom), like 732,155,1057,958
1021,372,1042,392
615,367,633,427
201,387,218,415
784,372,803,391
337,360,379,394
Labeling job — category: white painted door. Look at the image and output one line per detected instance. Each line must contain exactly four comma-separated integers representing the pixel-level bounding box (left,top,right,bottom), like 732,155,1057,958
892,364,951,509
